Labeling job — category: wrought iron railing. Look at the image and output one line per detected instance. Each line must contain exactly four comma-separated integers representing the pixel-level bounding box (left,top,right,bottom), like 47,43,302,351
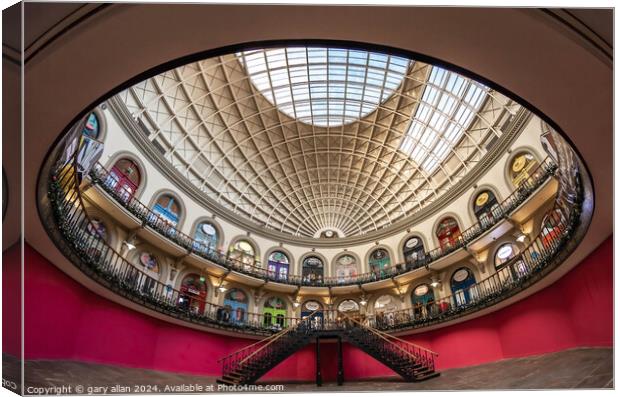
89,157,557,287
338,310,438,372
217,309,318,381
46,116,582,338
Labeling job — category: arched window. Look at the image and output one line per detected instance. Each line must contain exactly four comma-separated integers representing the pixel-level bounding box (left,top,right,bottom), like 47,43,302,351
178,274,207,314
450,267,477,306
193,222,218,253
412,284,436,319
473,190,499,226
541,209,566,249
82,113,100,139
494,243,518,268
267,251,290,281
152,194,181,226
263,296,287,328
509,151,539,187
223,288,249,324
301,256,324,285
369,248,391,278
229,240,257,269
335,254,359,283
107,158,141,200
403,236,426,267
436,217,462,251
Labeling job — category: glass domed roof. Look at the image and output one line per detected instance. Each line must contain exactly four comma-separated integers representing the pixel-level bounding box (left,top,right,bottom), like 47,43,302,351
237,48,410,127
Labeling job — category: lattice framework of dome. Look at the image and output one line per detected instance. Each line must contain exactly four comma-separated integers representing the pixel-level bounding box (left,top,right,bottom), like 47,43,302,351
120,46,522,238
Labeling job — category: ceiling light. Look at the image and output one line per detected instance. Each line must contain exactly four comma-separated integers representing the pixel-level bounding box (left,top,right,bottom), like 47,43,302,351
516,232,527,243
430,276,440,288
123,241,136,251
217,285,227,293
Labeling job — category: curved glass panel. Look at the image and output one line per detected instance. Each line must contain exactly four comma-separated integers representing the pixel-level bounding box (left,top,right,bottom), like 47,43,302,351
399,67,488,173
238,48,410,127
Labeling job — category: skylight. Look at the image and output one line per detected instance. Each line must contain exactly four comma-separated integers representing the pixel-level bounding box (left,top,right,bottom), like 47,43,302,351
237,47,410,127
399,67,488,173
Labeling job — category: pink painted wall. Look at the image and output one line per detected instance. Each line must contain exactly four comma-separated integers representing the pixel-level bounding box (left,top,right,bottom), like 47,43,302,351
12,236,613,380
2,243,21,358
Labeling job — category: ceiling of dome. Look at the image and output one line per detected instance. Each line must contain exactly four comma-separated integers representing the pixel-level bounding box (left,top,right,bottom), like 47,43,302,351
119,45,521,239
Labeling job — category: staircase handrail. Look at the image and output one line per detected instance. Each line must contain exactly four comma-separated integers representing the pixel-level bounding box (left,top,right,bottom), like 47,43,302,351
338,310,438,357
236,309,319,366
216,324,294,363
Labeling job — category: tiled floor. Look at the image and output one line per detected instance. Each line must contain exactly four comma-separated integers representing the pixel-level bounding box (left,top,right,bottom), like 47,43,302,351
3,347,612,394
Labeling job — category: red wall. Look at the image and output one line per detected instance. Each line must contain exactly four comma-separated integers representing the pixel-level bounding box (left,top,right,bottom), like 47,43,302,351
2,243,21,358
9,236,613,380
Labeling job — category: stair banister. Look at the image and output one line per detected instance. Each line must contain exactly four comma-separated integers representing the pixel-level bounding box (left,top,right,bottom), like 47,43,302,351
237,309,319,366
337,311,438,358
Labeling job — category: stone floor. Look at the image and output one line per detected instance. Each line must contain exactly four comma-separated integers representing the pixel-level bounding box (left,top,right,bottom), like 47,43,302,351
2,347,613,394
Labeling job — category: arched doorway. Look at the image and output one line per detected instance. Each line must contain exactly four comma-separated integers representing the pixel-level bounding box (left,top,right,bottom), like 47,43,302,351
301,255,324,285
436,217,462,251
402,236,426,268
509,151,539,187
473,190,500,226
193,222,219,254
301,300,324,328
411,284,436,319
179,274,207,314
222,288,249,324
152,194,182,227
335,254,359,284
107,158,141,201
450,267,477,306
374,294,400,328
368,248,391,279
337,299,361,323
229,240,257,271
263,296,287,329
267,251,290,281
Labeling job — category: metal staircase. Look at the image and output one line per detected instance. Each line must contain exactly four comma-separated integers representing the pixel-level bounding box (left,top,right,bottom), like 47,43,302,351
339,314,440,382
216,313,316,385
217,311,439,385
